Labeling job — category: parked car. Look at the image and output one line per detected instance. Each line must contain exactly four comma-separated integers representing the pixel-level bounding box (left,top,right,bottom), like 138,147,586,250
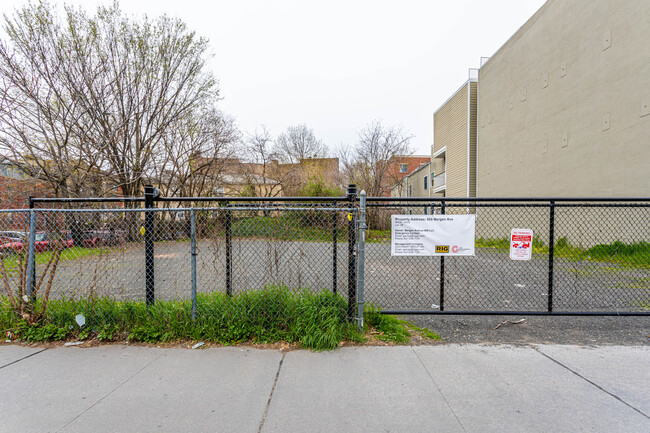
0,231,74,255
80,230,126,247
0,231,27,243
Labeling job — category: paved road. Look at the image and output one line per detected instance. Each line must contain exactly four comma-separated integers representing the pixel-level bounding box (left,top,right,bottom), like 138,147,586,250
42,239,650,315
1,344,648,433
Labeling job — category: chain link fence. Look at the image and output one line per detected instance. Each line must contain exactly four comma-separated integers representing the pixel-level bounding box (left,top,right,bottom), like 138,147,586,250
365,199,650,315
1,196,648,334
0,202,359,329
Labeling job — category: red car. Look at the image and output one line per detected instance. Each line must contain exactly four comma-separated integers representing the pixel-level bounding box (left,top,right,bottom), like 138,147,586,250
80,230,126,247
0,232,74,255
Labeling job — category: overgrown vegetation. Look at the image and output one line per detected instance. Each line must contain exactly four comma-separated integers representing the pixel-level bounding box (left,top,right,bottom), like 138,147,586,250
0,287,440,350
476,237,650,268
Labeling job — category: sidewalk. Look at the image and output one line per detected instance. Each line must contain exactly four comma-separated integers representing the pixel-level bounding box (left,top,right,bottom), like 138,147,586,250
1,344,648,433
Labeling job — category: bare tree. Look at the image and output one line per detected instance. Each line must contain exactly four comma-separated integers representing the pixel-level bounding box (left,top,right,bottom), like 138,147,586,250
240,126,284,198
67,3,218,199
0,1,219,200
274,124,327,163
340,120,413,197
152,108,240,199
0,9,106,198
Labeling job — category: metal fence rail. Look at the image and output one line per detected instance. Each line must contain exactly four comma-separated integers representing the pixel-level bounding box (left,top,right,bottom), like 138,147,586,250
0,189,647,329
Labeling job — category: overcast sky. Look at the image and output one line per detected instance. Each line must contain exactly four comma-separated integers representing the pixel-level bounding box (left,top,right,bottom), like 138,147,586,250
1,0,547,155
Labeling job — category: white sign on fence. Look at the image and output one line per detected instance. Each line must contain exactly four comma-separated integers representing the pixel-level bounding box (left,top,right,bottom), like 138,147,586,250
509,228,533,260
391,215,475,256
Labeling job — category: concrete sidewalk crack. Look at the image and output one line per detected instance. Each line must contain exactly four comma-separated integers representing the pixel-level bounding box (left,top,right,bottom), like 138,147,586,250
412,347,467,433
258,351,286,433
55,351,164,433
532,346,649,420
0,348,48,370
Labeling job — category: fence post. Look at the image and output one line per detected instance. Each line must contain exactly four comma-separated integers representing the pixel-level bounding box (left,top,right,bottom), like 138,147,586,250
547,200,555,313
356,190,367,331
191,209,197,321
144,185,156,306
347,184,357,321
439,201,445,311
332,201,337,294
225,203,232,296
25,209,37,300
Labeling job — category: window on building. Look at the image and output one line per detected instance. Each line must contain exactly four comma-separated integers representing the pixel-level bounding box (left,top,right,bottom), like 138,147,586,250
399,163,408,173
431,172,435,187
408,184,412,197
424,176,428,190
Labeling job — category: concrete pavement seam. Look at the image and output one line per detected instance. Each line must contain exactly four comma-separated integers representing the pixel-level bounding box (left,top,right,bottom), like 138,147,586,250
0,347,48,370
55,351,165,433
531,346,650,420
258,351,286,433
412,346,468,433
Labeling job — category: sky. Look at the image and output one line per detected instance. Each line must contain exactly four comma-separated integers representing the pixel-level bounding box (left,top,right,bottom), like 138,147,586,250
0,0,547,156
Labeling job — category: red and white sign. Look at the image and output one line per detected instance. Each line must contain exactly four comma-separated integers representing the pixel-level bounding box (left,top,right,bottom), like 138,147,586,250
510,229,533,260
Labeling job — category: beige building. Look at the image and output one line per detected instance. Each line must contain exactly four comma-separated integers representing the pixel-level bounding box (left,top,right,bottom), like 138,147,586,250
432,73,478,198
478,0,650,197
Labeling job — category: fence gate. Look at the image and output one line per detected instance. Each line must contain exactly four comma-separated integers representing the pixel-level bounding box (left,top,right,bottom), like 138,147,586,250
360,197,650,316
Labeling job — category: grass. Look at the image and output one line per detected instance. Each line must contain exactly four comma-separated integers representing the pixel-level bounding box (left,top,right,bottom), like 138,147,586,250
364,305,442,343
476,236,650,268
231,215,347,242
228,215,389,244
1,246,109,274
0,287,441,350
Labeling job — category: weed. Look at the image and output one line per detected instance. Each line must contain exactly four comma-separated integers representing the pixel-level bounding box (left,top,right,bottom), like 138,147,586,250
364,305,412,343
475,237,650,268
0,286,367,350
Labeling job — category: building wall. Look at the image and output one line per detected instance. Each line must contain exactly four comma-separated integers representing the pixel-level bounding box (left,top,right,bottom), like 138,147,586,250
388,155,430,197
432,80,477,197
403,163,430,198
477,0,650,197
468,82,478,197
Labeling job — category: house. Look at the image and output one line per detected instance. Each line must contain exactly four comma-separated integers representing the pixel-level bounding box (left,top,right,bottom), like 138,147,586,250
188,156,340,198
395,162,431,198
386,155,430,197
0,158,52,209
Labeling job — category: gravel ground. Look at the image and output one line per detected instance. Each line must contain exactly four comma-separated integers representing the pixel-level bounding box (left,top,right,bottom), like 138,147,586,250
407,314,650,346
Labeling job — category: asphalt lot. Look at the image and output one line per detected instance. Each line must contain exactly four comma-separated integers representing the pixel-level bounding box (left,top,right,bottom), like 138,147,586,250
1,344,648,433
43,238,650,313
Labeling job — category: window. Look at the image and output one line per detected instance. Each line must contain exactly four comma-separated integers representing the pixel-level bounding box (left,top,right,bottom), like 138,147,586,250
424,176,428,190
431,172,435,187
399,163,408,173
408,184,413,197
